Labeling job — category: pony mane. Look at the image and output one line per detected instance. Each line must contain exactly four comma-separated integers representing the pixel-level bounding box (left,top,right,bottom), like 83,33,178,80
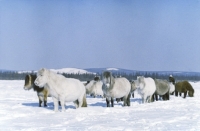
39,68,66,82
94,76,100,81
30,74,44,92
103,71,112,78
137,76,146,88
33,84,44,92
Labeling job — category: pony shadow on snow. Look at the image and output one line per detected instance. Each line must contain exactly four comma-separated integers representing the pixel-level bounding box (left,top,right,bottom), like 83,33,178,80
89,98,141,107
89,101,124,107
89,102,107,107
130,98,141,103
22,102,75,110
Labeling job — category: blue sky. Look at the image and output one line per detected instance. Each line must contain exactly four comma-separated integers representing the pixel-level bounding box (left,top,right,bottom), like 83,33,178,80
1,0,200,72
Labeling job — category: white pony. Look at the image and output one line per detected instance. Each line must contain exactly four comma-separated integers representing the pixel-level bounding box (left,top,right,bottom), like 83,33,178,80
135,76,156,103
34,68,87,112
85,80,104,98
102,71,131,107
169,82,175,94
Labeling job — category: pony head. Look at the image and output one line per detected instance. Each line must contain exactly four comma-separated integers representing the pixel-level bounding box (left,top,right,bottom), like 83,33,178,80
94,76,100,81
85,80,96,94
130,80,137,92
102,71,113,88
188,90,194,97
136,76,145,89
24,74,35,90
34,68,49,88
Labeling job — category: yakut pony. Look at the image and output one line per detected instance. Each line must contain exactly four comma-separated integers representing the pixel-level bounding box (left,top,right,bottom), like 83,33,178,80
135,76,156,103
153,79,170,101
116,80,137,103
34,68,87,112
85,77,104,98
24,74,50,107
175,81,194,98
169,82,175,94
102,71,131,107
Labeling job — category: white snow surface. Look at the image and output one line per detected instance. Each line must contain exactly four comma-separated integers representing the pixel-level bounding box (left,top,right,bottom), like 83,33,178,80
106,68,119,71
19,68,95,74
50,68,94,74
0,80,200,130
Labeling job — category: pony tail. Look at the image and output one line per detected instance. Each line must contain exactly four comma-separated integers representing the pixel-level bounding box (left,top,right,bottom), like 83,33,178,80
81,93,87,107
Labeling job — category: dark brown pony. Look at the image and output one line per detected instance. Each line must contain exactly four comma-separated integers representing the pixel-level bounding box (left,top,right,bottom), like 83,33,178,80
24,74,60,107
175,81,194,98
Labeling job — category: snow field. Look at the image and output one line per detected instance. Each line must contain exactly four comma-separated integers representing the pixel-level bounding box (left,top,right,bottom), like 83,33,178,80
0,80,200,131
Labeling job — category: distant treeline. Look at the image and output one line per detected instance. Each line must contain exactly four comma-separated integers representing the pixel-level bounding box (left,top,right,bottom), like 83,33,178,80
0,71,200,82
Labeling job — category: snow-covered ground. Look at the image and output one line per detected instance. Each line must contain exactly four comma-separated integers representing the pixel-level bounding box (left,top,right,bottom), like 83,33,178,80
18,68,95,74
0,80,200,131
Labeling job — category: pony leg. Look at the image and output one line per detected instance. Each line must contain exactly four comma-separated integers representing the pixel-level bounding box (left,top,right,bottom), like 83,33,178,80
38,96,43,107
111,97,114,107
52,97,59,112
155,94,158,101
143,94,148,103
59,98,66,112
123,96,127,106
44,100,47,107
175,90,178,97
166,92,170,100
81,93,87,107
142,96,146,103
148,95,152,103
151,94,154,102
179,92,182,96
132,93,134,98
126,93,131,106
162,94,166,100
116,98,120,103
78,99,83,108
106,97,111,107
73,100,79,108
183,91,187,98
43,89,48,107
43,95,47,107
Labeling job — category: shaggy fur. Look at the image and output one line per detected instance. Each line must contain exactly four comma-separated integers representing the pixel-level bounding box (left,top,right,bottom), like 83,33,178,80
169,82,175,94
130,80,137,98
135,76,156,103
169,76,175,85
85,79,104,98
34,68,87,112
175,81,194,98
102,71,131,107
153,79,170,101
24,74,50,107
94,76,100,81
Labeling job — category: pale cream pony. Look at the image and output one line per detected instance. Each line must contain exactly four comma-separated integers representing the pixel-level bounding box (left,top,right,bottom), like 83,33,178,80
102,71,131,107
34,68,87,112
135,76,156,103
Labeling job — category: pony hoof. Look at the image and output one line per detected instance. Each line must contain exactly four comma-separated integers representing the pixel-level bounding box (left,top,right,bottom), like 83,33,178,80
54,109,59,112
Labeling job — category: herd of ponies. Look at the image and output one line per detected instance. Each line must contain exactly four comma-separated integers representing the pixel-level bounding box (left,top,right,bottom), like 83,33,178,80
23,68,195,112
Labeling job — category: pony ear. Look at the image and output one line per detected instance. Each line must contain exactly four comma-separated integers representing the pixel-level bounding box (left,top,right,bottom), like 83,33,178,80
40,68,47,73
137,76,139,79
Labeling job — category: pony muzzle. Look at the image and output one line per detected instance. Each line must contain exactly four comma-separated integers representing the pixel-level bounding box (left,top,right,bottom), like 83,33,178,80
106,83,110,87
34,80,39,86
